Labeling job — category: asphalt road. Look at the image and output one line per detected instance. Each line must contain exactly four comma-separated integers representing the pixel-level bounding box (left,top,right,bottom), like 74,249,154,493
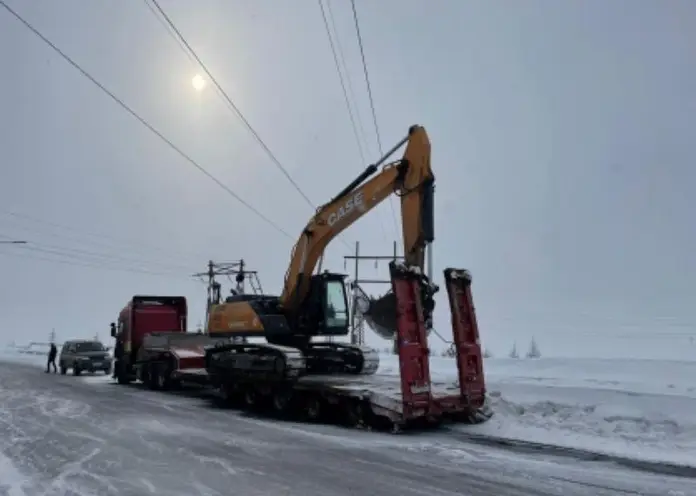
0,360,694,496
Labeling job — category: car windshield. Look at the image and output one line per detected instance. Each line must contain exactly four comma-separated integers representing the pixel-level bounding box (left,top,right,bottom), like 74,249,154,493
75,342,104,352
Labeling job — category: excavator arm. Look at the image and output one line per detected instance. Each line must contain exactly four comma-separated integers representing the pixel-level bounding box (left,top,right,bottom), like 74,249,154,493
280,125,434,314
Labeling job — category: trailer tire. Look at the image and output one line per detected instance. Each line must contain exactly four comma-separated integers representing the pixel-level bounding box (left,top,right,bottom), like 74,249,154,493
271,388,294,415
344,400,366,428
243,389,259,410
216,383,235,407
303,395,323,422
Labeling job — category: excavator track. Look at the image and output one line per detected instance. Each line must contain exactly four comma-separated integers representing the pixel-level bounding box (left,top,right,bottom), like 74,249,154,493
304,343,380,376
205,342,306,382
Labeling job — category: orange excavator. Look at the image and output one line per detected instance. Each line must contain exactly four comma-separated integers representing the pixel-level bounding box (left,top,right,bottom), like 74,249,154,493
205,125,436,378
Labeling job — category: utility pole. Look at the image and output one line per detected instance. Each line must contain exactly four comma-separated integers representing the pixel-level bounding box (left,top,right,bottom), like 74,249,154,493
192,260,262,334
343,241,403,352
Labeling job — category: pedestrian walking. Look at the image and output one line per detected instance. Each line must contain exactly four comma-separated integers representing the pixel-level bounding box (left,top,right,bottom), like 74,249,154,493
46,342,57,373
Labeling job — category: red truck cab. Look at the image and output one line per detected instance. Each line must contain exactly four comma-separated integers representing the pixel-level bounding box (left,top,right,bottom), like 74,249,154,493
112,295,187,384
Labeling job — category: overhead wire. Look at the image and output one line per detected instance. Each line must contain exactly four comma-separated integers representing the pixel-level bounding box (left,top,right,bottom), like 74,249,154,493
317,0,366,165
350,0,383,156
349,0,400,240
0,210,213,266
317,0,389,244
145,0,354,251
0,0,293,241
148,0,315,209
0,242,192,279
326,0,370,150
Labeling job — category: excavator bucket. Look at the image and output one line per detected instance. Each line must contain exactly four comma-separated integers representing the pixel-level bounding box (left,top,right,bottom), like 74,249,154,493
360,290,398,340
356,285,434,340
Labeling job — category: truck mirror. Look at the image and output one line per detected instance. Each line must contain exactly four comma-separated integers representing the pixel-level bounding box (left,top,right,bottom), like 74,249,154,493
110,322,116,337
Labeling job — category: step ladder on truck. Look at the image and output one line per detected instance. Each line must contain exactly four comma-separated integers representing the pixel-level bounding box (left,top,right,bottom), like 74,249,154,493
206,261,492,431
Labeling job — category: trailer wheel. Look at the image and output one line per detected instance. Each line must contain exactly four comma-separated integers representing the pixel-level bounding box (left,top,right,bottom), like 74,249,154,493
217,383,234,406
304,395,323,422
344,400,366,428
243,389,259,409
271,389,293,414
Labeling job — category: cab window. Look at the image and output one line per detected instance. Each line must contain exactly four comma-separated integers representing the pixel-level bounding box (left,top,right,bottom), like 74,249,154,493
325,280,348,328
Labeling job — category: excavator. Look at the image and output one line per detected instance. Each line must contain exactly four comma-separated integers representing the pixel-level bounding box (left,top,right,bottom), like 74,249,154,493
205,124,436,379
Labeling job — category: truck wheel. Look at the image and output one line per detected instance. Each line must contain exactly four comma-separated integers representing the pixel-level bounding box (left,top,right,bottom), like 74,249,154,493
72,364,81,376
117,371,130,385
146,365,160,390
60,364,67,375
156,367,170,391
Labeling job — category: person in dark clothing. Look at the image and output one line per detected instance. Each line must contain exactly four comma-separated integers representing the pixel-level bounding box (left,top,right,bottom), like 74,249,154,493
46,343,57,373
112,323,123,379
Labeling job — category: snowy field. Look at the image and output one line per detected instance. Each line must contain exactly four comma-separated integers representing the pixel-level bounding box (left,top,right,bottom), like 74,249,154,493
4,346,696,472
380,354,696,469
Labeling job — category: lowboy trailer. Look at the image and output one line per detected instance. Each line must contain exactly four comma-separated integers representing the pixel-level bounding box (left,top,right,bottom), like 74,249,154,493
203,262,492,431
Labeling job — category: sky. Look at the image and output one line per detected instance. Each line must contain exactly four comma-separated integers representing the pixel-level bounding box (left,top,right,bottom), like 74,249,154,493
0,0,694,360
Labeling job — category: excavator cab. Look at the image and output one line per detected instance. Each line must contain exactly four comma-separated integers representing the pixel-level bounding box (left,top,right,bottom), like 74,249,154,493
297,271,350,337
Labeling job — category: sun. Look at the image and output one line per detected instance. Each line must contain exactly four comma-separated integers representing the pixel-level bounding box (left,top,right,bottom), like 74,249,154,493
191,74,206,92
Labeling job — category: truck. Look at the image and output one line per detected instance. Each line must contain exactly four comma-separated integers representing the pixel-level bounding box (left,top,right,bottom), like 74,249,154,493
111,295,221,387
109,125,492,431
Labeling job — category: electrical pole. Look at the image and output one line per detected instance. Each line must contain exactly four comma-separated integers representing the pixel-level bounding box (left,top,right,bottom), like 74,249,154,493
343,241,403,352
192,260,262,335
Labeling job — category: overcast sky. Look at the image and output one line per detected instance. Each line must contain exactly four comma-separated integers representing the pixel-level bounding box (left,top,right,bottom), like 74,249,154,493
1,0,694,359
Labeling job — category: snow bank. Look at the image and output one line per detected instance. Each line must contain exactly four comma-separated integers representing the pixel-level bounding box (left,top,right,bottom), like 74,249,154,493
378,353,696,468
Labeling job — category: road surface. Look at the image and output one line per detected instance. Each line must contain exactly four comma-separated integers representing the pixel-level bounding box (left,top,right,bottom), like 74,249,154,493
0,360,693,496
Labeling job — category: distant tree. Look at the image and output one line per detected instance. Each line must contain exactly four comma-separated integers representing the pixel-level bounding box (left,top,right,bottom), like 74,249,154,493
509,342,519,359
526,337,541,359
483,347,493,358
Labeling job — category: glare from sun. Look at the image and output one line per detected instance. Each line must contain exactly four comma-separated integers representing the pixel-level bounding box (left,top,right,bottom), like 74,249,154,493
191,74,206,92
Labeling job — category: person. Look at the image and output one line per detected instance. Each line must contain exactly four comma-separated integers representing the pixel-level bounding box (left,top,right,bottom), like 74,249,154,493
46,343,57,373
112,323,123,379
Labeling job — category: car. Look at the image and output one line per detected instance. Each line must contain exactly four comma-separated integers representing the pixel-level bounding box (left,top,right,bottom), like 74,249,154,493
59,339,112,376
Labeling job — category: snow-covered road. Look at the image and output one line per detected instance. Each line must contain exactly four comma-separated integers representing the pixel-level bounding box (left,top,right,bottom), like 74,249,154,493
1,358,694,495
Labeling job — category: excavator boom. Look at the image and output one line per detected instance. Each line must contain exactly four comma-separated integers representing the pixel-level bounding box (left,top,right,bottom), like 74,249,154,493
280,125,434,313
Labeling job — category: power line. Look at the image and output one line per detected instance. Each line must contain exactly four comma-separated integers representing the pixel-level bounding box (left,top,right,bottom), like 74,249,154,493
317,0,389,244
350,0,383,156
0,0,292,241
349,0,400,238
325,0,370,151
148,0,315,209
142,0,196,66
0,210,212,265
0,244,190,279
144,1,354,252
317,0,366,165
